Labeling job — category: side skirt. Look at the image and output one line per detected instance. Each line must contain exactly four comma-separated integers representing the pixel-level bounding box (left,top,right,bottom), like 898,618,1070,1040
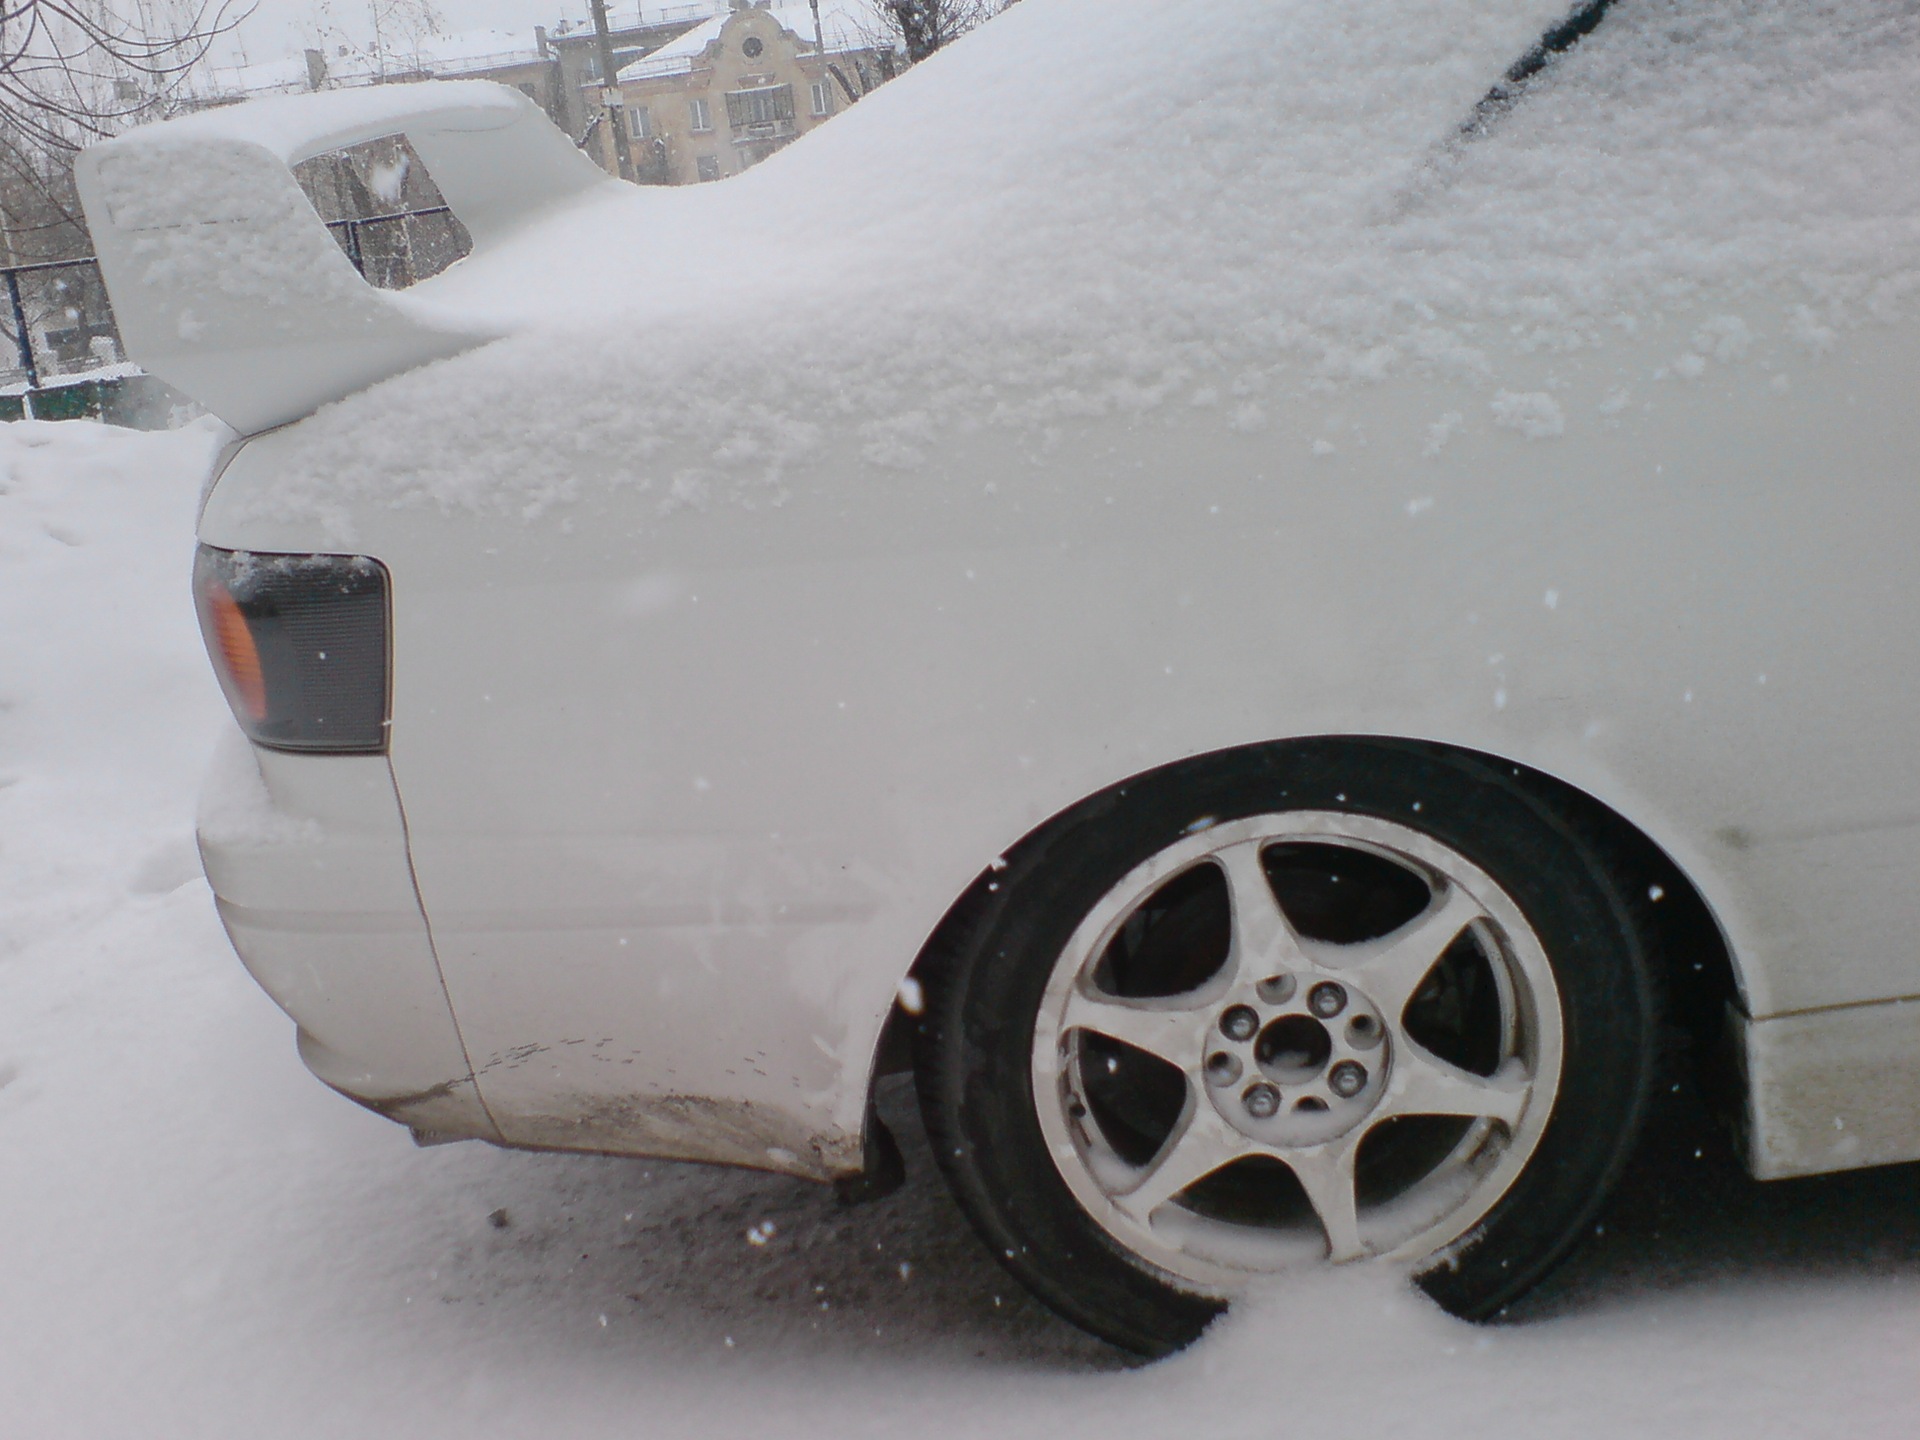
1738,997,1920,1180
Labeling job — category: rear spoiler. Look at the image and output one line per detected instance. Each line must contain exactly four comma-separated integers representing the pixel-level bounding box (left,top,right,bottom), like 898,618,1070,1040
74,81,615,434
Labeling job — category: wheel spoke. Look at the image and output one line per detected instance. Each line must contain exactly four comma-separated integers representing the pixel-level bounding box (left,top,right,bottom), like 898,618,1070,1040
1059,986,1209,1068
1215,838,1309,985
1340,882,1486,1019
1285,1137,1365,1262
1112,1103,1246,1225
1384,1042,1529,1128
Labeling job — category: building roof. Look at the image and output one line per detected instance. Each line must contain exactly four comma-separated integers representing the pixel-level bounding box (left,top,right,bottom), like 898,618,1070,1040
197,28,550,102
619,2,882,82
545,4,727,44
193,6,757,103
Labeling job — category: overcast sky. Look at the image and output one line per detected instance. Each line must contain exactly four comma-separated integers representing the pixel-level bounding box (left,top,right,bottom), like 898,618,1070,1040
210,1,638,67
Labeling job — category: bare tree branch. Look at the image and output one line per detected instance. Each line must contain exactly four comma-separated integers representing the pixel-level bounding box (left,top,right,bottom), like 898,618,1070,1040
871,0,1013,65
1,2,252,262
0,1,253,154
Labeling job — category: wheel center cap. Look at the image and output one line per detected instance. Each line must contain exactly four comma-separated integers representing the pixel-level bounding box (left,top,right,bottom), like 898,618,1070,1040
1202,973,1390,1146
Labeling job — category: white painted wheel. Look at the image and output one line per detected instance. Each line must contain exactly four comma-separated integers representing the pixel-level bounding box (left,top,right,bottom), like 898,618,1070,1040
1030,811,1562,1292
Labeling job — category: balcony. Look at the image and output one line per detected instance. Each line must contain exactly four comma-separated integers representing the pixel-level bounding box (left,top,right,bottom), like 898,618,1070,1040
730,118,797,143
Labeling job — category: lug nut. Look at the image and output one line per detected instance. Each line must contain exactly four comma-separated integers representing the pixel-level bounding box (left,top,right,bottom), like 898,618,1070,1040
1242,1082,1281,1119
1329,1060,1368,1098
1205,1051,1243,1085
1220,1004,1259,1041
1308,982,1348,1018
1256,974,1296,1005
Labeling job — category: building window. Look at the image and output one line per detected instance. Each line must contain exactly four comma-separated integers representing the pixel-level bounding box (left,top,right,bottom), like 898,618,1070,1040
588,48,639,80
724,83,795,134
696,154,721,182
689,96,712,132
626,104,652,140
810,81,830,117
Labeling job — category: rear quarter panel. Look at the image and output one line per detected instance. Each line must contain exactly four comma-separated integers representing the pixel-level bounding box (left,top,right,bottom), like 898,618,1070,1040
200,305,1920,1177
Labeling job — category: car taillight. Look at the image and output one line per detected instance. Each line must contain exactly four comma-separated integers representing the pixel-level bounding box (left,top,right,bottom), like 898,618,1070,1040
193,546,390,753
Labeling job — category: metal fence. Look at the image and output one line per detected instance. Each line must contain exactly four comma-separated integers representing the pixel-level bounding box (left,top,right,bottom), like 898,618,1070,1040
322,204,470,291
3,204,470,419
2,256,124,399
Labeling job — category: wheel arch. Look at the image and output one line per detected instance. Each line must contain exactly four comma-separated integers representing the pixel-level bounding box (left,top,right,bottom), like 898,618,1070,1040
876,734,1742,1111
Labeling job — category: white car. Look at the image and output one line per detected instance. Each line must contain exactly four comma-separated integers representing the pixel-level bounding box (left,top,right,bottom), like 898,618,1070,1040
78,0,1920,1353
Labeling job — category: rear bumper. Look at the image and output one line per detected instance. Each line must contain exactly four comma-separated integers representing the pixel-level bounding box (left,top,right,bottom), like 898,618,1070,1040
197,728,498,1143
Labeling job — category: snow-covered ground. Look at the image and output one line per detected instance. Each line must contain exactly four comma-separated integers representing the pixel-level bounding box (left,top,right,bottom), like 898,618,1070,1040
3,416,1919,1436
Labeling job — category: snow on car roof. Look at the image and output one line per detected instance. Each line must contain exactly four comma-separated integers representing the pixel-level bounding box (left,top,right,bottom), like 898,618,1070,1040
247,0,1920,530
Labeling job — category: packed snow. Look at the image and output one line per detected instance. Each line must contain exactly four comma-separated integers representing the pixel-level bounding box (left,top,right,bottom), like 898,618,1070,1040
4,414,1920,1435
147,0,1920,528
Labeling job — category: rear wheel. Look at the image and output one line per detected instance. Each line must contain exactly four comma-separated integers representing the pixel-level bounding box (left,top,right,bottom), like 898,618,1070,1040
913,740,1657,1355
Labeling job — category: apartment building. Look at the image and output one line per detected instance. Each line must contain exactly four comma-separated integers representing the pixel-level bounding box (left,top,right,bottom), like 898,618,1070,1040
609,1,897,184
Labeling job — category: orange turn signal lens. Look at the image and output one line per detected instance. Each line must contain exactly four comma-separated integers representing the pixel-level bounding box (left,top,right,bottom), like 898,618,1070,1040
192,546,390,753
203,582,268,722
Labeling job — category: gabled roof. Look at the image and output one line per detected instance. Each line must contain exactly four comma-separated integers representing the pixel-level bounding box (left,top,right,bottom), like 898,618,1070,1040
619,2,881,81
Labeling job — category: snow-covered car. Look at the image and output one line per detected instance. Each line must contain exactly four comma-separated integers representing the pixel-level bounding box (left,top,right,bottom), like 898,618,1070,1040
75,0,1920,1354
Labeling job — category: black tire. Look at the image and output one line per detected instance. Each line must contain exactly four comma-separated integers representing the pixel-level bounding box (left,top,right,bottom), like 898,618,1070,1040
912,738,1659,1356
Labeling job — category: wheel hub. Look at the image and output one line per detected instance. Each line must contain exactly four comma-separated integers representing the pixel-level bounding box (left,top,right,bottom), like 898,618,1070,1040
1202,969,1390,1146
